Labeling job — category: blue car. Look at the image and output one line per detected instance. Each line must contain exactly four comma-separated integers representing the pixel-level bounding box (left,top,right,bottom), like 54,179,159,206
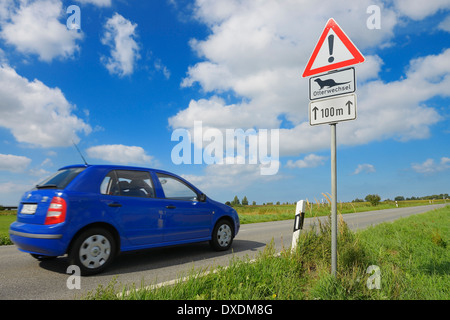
9,165,240,275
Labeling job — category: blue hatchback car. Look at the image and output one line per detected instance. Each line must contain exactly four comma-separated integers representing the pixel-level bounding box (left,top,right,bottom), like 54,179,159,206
9,165,240,275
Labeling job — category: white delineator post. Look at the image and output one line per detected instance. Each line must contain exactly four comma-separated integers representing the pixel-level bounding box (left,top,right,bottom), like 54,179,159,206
291,200,306,252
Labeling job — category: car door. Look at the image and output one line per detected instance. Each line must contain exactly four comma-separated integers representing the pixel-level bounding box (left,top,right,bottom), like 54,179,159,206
155,172,212,243
99,169,164,246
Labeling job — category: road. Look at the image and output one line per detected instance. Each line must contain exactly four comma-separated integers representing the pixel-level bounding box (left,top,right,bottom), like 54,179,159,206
0,204,445,300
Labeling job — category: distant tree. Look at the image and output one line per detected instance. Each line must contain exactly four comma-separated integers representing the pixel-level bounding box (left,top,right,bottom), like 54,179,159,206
394,196,405,201
225,201,231,206
242,196,249,206
365,194,381,206
352,198,364,202
231,195,240,206
276,201,280,205
252,201,256,206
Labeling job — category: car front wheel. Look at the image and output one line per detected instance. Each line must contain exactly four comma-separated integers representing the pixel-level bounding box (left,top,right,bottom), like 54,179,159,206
210,219,234,251
68,228,116,276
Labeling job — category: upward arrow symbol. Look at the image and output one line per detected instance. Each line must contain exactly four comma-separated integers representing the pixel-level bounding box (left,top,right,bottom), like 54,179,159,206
312,106,319,120
345,100,353,115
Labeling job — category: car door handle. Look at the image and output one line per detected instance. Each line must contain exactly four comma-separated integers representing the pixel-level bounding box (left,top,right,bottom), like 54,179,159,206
108,202,122,208
166,205,176,209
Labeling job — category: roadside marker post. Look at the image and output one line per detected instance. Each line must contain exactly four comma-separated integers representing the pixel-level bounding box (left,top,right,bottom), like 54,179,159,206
302,18,364,277
291,200,306,252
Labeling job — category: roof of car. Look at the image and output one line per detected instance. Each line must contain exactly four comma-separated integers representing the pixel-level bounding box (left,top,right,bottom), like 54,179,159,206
59,164,173,175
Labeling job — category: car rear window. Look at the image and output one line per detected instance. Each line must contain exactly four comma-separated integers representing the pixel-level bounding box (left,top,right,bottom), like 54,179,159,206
35,167,86,189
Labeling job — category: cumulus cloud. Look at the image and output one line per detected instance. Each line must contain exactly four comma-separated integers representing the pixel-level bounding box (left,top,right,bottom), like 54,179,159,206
393,0,450,20
0,0,83,62
86,144,154,165
0,154,31,172
0,64,91,147
438,15,450,33
352,164,376,175
75,0,111,7
286,154,327,169
101,13,140,77
411,157,450,175
181,160,283,195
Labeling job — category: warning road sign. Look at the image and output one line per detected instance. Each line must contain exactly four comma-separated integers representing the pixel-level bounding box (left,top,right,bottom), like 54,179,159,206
302,18,365,77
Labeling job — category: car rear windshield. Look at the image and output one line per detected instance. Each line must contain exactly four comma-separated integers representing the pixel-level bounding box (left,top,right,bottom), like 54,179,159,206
35,167,86,189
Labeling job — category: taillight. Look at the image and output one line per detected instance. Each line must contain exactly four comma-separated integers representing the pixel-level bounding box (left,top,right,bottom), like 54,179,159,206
45,197,67,225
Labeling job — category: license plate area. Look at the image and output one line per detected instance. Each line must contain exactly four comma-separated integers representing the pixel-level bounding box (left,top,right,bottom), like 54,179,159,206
21,204,37,215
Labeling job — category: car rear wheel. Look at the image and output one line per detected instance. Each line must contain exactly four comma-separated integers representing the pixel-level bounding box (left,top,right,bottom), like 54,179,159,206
210,219,234,251
69,228,116,276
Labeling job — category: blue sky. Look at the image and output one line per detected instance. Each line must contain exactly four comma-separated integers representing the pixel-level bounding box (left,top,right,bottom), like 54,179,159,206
0,0,449,205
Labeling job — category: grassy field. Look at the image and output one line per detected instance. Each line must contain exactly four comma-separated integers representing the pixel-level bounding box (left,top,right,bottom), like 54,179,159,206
0,211,16,245
84,205,449,300
236,199,448,224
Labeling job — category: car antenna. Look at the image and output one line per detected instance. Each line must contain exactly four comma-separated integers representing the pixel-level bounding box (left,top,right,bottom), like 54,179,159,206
72,140,88,166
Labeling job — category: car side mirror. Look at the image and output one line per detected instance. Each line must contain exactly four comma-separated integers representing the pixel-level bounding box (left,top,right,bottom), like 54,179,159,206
198,193,206,202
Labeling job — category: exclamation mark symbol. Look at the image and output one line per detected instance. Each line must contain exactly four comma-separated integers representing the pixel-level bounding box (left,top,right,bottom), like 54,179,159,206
328,34,334,63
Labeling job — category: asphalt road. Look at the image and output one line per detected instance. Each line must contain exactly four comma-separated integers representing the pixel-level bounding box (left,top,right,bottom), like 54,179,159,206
0,204,445,300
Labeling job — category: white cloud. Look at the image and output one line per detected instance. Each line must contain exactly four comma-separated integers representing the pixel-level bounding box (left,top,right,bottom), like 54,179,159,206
393,0,450,20
286,154,327,169
412,157,450,175
0,0,83,62
101,13,140,77
75,0,111,7
438,15,450,33
86,144,154,165
0,64,91,147
154,59,171,79
181,161,283,195
352,164,376,175
0,153,31,172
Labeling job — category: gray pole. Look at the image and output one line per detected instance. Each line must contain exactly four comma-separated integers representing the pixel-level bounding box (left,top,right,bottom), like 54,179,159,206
330,123,337,276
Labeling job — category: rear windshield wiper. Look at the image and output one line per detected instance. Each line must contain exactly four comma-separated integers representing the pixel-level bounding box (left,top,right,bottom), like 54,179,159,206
35,184,58,189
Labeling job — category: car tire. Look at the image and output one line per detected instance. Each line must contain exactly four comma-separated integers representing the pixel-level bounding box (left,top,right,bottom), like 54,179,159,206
210,219,234,251
68,228,116,276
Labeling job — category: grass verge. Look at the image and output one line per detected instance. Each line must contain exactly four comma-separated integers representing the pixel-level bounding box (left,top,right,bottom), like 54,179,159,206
83,205,449,300
0,213,16,245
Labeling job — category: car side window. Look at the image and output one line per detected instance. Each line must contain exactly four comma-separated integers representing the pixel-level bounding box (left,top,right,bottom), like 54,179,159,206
101,170,155,198
100,171,120,196
156,173,198,201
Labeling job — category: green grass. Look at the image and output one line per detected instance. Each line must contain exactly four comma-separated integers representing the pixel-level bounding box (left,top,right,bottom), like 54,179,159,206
236,199,448,224
84,205,450,300
0,213,16,245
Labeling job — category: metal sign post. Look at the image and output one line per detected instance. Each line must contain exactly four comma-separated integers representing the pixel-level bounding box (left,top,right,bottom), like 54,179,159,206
330,123,337,276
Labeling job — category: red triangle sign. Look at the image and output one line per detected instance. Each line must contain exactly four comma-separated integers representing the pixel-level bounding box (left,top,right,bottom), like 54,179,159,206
302,18,365,78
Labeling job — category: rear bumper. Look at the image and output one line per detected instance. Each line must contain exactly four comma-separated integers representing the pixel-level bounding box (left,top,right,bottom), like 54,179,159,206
9,230,62,239
9,222,67,257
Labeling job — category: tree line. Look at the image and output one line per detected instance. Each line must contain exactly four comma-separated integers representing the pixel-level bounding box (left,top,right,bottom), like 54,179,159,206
226,192,449,207
225,196,291,207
